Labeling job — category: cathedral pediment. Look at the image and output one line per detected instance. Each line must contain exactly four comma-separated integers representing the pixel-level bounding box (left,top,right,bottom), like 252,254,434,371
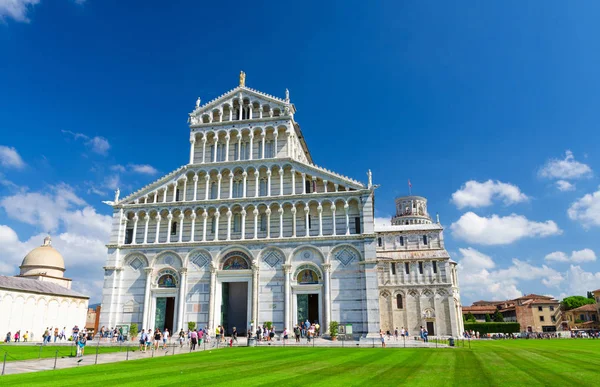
189,86,293,126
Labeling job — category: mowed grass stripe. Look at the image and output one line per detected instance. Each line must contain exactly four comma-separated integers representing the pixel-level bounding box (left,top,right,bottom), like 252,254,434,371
1,341,600,386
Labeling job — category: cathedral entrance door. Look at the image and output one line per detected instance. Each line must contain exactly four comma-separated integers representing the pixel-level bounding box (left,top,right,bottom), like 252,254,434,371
426,321,435,336
221,282,248,336
297,294,319,324
155,297,175,333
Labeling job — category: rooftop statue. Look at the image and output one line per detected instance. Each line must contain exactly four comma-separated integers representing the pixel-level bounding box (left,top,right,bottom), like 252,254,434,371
239,71,246,87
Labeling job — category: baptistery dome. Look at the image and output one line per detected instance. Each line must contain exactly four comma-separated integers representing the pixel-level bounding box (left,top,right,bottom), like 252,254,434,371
19,236,66,278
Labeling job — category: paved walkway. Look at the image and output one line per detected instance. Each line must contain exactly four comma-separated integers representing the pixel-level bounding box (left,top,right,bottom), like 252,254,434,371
1,337,448,376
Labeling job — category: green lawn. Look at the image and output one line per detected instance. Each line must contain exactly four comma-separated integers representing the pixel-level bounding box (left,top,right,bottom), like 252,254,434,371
1,340,599,386
0,344,133,362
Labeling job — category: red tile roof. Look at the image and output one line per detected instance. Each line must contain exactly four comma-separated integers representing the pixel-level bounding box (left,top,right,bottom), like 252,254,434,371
569,304,598,313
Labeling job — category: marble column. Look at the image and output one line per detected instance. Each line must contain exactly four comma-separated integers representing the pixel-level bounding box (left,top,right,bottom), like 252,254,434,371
202,137,207,164
344,203,350,235
265,208,271,239
291,169,296,195
143,214,150,244
205,175,210,200
189,138,195,164
217,173,222,200
202,211,208,242
154,215,162,244
278,208,284,238
178,213,184,243
193,175,198,201
291,207,297,237
189,213,196,242
214,213,220,241
242,172,247,198
253,209,259,239
323,263,331,334
177,268,187,331
226,210,232,241
252,263,259,328
279,169,284,195
241,209,246,240
304,206,310,237
331,204,336,236
283,264,291,331
267,170,272,196
166,212,173,243
132,215,139,244
208,263,216,332
142,267,153,330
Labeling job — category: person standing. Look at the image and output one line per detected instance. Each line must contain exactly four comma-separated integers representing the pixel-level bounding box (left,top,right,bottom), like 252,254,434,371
394,327,399,341
23,331,29,342
163,328,169,350
232,327,238,343
219,325,225,343
380,330,386,348
179,329,185,348
154,329,162,351
294,325,301,343
139,329,146,352
282,328,288,344
315,323,320,337
78,333,87,357
190,329,198,351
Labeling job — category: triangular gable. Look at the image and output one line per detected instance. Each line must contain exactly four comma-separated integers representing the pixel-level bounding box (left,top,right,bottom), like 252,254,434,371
190,86,290,119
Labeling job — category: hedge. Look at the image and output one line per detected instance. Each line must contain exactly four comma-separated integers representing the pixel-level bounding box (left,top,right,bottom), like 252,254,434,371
464,322,520,334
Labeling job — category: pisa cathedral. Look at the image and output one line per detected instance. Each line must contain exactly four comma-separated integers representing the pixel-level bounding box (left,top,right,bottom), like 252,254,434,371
99,73,463,338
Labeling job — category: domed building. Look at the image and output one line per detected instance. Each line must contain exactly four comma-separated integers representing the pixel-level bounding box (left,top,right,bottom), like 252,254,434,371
0,236,89,341
18,236,71,289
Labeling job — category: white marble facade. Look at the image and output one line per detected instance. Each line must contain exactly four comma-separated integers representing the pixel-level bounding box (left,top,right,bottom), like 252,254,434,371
99,75,462,338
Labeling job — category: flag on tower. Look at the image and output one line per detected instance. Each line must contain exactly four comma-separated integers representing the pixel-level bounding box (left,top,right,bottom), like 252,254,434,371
408,179,412,195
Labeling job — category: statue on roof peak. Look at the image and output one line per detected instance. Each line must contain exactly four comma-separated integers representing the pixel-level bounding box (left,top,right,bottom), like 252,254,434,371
195,97,201,109
239,71,246,87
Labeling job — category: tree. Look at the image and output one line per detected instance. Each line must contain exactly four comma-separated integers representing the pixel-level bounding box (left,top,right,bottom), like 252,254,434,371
485,314,492,322
329,321,339,338
561,296,595,310
188,321,196,331
129,323,138,340
493,310,504,322
587,291,594,300
465,312,476,323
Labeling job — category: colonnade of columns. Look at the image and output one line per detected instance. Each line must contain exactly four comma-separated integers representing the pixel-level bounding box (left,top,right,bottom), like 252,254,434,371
189,126,286,165
121,200,360,245
132,167,351,207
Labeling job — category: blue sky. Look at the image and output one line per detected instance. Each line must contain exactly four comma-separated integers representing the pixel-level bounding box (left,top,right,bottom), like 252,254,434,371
1,0,600,303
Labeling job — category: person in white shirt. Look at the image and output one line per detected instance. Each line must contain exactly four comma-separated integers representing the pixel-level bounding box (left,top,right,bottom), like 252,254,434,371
163,328,169,350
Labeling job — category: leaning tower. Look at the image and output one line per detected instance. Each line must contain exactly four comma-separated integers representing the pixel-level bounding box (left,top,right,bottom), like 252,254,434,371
391,196,432,225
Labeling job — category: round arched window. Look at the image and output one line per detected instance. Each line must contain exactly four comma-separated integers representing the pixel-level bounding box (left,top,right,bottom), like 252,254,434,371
297,269,318,284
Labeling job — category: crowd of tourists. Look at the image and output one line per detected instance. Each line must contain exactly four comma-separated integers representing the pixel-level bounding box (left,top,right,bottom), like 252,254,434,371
4,326,85,344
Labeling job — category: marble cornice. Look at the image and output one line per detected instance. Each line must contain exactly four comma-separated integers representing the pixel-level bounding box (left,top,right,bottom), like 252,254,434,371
190,117,291,130
107,233,374,249
120,189,367,210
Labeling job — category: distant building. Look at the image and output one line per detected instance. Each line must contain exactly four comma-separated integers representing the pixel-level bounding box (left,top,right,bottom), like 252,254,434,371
463,294,563,333
563,304,599,331
0,236,89,340
86,304,101,334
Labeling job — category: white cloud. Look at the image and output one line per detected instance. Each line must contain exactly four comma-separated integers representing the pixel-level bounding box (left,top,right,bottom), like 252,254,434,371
0,145,26,169
451,180,528,209
456,247,564,302
568,187,600,228
0,182,111,302
556,180,575,192
539,150,592,180
562,265,600,296
450,212,561,245
545,249,596,263
0,1,85,23
110,165,126,173
130,164,158,175
0,183,111,239
62,130,110,156
0,0,40,22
